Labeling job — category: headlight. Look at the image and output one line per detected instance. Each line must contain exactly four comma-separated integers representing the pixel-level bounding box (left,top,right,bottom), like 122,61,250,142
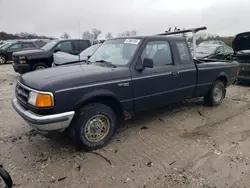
19,56,26,64
28,91,54,107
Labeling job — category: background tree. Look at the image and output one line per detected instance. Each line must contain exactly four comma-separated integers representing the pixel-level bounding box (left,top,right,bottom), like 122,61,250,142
118,29,137,37
60,32,70,39
0,31,53,40
82,28,102,40
82,31,93,40
106,32,113,39
91,28,102,39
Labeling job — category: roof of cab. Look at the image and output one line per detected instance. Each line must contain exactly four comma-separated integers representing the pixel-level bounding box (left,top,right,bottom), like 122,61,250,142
114,35,186,41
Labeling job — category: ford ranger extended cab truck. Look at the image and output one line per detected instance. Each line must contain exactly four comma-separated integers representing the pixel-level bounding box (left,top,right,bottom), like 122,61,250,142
12,36,239,150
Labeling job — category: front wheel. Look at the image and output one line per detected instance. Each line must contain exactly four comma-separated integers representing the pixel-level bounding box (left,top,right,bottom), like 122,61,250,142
0,55,6,65
70,103,117,150
32,63,48,71
0,165,13,188
204,80,226,106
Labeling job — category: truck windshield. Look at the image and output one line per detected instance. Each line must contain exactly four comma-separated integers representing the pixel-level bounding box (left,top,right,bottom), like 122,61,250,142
196,46,217,54
41,41,58,51
88,38,140,66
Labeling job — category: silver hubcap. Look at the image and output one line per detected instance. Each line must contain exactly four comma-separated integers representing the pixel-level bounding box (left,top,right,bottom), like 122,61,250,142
35,66,45,70
0,56,6,64
213,85,223,102
84,114,110,142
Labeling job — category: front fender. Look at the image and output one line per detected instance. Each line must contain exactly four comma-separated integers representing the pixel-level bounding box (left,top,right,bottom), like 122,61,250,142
76,89,120,108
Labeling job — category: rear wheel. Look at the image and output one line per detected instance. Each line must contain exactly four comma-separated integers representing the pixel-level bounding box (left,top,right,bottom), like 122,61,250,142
204,80,225,106
70,103,117,150
0,55,6,65
32,63,48,71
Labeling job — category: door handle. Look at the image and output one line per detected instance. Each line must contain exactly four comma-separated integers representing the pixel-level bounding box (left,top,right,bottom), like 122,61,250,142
171,71,179,77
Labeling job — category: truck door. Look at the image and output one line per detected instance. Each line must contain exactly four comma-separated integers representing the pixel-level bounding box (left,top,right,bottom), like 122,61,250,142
7,43,22,61
174,41,197,99
131,39,182,112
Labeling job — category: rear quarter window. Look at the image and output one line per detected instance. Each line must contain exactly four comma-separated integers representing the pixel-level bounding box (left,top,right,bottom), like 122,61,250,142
72,40,90,51
22,43,36,49
176,42,192,63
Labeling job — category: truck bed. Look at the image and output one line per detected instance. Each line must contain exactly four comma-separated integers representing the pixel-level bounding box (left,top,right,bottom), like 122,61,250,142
193,59,239,97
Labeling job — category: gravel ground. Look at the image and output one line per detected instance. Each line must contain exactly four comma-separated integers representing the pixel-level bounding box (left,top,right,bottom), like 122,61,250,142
0,64,250,188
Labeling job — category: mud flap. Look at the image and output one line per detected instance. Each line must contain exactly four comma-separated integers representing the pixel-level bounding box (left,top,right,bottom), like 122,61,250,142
223,88,227,98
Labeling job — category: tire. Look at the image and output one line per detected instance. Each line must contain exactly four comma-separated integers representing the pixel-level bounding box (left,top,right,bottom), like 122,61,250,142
204,80,226,106
70,103,117,150
0,55,6,65
0,165,13,188
32,63,48,71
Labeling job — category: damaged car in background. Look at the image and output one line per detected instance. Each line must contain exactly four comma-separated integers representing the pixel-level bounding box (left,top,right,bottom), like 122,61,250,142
52,43,102,66
232,32,250,82
195,44,234,60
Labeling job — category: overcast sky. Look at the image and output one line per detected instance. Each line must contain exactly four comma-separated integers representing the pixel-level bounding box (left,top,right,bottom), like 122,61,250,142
0,0,249,38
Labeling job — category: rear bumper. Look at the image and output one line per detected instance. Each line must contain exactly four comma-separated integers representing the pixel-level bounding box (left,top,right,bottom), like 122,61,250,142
12,98,75,132
12,63,30,74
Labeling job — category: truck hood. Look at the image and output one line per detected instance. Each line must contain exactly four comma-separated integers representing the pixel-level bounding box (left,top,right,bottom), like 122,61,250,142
13,49,52,59
19,63,121,91
232,32,250,52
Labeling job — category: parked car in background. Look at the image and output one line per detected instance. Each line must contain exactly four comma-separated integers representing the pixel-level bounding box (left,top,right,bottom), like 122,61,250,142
232,32,250,82
0,40,43,64
0,40,5,46
12,36,239,150
52,43,102,66
12,39,91,73
196,44,233,60
199,40,226,46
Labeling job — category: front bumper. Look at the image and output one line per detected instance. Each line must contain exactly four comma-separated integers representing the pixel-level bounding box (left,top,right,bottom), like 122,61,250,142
12,63,30,74
12,98,75,132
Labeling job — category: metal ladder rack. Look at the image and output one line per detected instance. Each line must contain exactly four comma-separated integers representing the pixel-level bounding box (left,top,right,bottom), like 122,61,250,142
157,26,207,58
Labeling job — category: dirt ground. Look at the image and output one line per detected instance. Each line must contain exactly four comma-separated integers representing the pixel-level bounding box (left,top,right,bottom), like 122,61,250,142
1,64,250,188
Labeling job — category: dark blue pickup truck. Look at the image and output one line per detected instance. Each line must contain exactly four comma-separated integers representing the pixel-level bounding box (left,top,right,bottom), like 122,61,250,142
12,35,239,150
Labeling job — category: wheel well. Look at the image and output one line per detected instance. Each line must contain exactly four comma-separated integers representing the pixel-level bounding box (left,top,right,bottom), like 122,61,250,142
0,54,6,58
217,76,227,86
78,96,124,122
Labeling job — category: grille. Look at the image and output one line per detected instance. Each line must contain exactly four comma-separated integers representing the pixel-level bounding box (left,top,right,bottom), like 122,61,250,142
15,82,29,104
12,56,19,64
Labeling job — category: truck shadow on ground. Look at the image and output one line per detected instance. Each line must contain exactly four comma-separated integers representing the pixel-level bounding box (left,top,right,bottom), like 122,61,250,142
3,98,216,170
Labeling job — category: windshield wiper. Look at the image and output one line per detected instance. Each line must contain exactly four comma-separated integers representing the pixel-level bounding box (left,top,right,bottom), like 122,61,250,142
95,60,116,68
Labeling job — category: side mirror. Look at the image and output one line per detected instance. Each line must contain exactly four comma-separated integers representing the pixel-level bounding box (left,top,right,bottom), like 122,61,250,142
54,48,61,53
87,55,91,59
143,58,153,68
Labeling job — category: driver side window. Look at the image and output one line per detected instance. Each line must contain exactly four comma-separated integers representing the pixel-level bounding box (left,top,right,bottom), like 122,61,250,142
141,41,172,66
56,41,72,52
9,43,21,50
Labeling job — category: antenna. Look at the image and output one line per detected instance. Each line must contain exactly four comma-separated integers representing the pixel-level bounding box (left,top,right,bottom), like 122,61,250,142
78,20,81,61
